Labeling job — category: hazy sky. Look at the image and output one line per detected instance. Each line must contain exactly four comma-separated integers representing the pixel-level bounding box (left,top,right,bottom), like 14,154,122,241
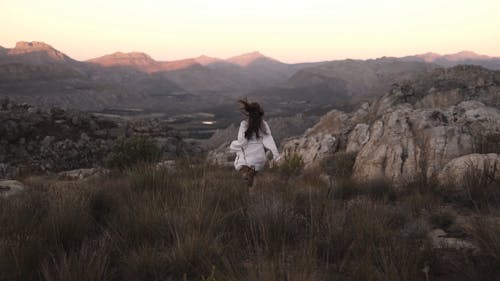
1,0,499,63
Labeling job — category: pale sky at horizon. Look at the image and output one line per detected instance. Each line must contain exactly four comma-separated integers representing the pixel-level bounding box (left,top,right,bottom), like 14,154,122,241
1,0,499,63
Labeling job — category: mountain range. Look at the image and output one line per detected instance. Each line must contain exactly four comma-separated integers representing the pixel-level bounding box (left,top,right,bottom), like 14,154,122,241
1,41,499,116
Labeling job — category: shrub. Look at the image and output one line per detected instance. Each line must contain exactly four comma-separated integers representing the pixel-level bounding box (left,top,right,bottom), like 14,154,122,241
105,135,161,170
430,210,456,230
273,152,304,178
473,133,500,154
462,159,499,210
321,151,357,179
41,239,112,281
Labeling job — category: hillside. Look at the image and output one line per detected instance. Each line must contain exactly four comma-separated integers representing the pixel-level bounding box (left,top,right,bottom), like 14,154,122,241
249,57,436,114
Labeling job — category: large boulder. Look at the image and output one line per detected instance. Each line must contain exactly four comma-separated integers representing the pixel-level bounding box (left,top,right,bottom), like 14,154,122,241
438,153,500,187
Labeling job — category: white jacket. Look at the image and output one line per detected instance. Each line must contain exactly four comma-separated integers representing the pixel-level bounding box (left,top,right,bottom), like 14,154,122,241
229,120,280,171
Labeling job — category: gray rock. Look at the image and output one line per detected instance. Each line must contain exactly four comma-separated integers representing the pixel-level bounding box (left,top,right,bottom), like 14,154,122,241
438,153,500,187
0,180,25,197
58,168,107,180
428,229,478,251
283,133,338,168
346,123,370,153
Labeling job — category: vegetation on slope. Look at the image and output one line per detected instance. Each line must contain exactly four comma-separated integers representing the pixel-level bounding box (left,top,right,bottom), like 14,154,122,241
0,157,499,281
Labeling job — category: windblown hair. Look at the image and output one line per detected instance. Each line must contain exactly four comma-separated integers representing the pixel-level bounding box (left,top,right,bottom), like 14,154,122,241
238,99,267,140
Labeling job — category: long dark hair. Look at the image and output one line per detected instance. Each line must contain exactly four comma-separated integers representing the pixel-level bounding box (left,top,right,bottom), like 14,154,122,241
238,99,267,140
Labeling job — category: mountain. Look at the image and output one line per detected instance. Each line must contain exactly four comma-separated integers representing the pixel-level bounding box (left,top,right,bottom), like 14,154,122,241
0,41,76,65
87,52,160,70
226,51,277,66
194,55,223,66
401,51,500,70
87,51,297,92
87,52,203,73
3,41,500,121
0,42,188,111
250,58,436,114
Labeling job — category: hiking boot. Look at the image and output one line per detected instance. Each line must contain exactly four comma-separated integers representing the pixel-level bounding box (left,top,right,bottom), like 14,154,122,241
240,165,256,187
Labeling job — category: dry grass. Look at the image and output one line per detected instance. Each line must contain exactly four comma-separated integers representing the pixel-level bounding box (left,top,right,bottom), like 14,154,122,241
0,162,499,281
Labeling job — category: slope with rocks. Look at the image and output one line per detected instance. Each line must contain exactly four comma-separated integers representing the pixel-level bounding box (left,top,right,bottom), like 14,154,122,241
283,65,500,186
0,99,200,178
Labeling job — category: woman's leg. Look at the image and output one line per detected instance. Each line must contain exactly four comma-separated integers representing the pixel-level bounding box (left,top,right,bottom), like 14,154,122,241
239,165,256,187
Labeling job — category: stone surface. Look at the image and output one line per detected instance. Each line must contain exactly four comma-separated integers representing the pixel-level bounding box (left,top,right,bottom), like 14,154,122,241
282,133,338,168
428,229,478,251
0,180,24,197
346,123,370,153
438,153,500,187
58,168,108,180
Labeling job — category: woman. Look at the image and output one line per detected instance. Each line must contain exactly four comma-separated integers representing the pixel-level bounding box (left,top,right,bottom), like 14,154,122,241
229,99,280,186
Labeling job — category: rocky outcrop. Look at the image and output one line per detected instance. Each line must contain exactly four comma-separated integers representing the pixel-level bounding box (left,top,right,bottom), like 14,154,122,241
280,109,364,168
346,123,370,153
0,99,201,178
283,134,338,167
283,65,500,186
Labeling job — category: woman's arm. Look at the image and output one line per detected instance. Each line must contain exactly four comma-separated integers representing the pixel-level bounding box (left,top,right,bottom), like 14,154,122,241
230,120,249,152
238,120,248,143
262,121,280,160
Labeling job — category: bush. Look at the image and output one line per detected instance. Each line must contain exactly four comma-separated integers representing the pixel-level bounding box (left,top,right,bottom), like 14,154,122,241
105,136,161,170
321,151,357,179
473,133,500,154
430,210,456,230
273,152,304,178
462,159,500,210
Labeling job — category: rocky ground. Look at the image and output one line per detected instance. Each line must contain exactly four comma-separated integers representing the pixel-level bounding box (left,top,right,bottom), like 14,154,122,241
0,99,201,178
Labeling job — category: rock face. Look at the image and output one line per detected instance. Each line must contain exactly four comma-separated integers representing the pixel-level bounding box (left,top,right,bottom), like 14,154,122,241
283,134,338,168
283,65,500,186
0,99,201,178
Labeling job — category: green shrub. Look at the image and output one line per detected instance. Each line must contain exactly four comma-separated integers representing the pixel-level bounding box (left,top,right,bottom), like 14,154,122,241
105,136,161,170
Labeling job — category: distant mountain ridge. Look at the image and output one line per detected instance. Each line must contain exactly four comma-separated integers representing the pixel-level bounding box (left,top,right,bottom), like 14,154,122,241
0,41,75,65
401,50,500,70
1,40,500,114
